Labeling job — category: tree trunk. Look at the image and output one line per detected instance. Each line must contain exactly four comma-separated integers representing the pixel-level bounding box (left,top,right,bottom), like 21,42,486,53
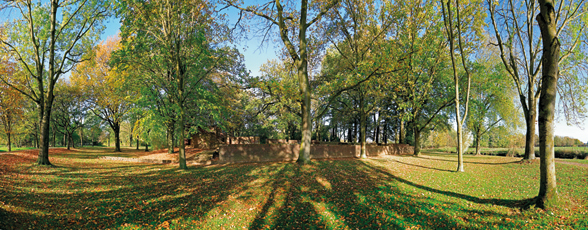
383,119,388,144
347,124,353,143
375,112,380,144
7,132,11,152
66,133,70,149
112,123,121,152
414,127,421,156
442,0,464,172
179,109,187,169
475,131,481,155
536,0,559,209
524,103,537,160
145,143,149,151
353,119,358,143
359,109,367,158
399,120,405,144
80,128,83,147
37,103,53,165
136,137,139,150
167,121,175,154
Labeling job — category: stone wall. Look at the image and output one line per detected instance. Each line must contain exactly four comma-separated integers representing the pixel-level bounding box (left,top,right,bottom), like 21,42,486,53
218,143,413,164
366,144,414,157
219,144,299,164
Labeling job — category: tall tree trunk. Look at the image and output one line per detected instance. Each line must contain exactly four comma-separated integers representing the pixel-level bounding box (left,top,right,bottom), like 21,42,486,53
66,133,71,150
414,127,421,156
375,111,380,144
475,131,481,155
353,119,358,143
167,121,175,154
347,123,353,143
442,0,466,172
136,137,139,150
383,119,388,144
399,120,405,144
114,124,121,152
36,0,60,166
294,0,312,165
179,109,187,169
80,128,83,147
524,102,537,160
7,132,11,152
536,0,559,209
359,109,367,158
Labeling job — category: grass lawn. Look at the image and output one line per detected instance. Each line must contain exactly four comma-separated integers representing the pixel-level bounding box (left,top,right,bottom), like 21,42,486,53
1,148,587,229
0,146,37,152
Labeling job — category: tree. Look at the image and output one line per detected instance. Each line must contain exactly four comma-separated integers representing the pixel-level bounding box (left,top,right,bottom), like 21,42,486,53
320,0,403,158
467,49,519,155
536,0,560,209
116,0,233,169
226,0,341,164
487,0,587,160
51,80,88,150
71,36,132,152
441,0,485,172
385,0,454,155
0,63,24,152
0,0,109,165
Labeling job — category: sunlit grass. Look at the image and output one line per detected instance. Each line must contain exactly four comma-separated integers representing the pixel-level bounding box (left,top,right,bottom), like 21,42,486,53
0,146,37,152
0,148,587,229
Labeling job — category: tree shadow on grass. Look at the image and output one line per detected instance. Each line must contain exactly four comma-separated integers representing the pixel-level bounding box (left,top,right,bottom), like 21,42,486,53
1,155,536,230
244,159,534,229
364,161,535,210
414,155,522,165
0,161,266,229
390,159,454,172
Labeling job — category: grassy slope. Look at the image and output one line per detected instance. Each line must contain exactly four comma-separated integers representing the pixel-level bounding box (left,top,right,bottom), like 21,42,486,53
0,148,586,230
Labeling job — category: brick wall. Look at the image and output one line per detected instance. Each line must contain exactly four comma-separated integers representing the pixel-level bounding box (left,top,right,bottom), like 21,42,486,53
218,143,414,164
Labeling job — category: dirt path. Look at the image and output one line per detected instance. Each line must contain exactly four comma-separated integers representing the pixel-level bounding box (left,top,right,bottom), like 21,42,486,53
556,159,588,168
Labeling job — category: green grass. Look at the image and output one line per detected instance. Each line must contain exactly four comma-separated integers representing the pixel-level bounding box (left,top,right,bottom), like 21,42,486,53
1,148,587,229
0,146,37,152
559,158,588,164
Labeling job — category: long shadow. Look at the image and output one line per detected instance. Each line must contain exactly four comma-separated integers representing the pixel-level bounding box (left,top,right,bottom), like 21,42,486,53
363,161,535,210
414,155,522,165
248,164,291,229
0,158,262,229
2,153,539,229
391,159,454,172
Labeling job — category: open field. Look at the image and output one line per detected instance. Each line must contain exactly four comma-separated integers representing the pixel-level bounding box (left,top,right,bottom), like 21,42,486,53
1,147,587,229
430,146,588,157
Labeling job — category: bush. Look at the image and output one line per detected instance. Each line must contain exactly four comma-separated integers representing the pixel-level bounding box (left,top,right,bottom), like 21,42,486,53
554,150,588,159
